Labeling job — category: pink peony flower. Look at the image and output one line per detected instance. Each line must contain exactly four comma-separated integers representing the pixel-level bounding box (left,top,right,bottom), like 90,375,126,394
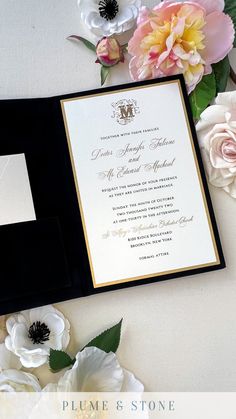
96,37,124,67
128,0,235,93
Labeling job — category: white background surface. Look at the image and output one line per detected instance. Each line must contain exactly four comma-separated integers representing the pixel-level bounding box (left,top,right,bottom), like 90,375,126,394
1,0,236,391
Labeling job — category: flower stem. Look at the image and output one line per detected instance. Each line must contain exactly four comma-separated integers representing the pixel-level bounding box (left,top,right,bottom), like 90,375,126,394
230,65,236,85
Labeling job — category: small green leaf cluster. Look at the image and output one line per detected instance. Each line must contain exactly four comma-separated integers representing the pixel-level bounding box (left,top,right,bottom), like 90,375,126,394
49,319,123,373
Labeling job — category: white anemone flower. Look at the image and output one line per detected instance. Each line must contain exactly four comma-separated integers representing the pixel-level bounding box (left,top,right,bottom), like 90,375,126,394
5,306,70,368
43,346,144,392
78,0,141,38
0,369,41,392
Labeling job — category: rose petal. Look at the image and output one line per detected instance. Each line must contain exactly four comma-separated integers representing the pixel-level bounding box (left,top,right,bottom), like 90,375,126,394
224,179,236,198
196,106,232,144
216,91,236,109
0,370,41,392
202,12,235,65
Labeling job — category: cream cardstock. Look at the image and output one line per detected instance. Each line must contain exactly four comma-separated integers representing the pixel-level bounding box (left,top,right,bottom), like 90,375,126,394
62,81,219,287
0,154,36,226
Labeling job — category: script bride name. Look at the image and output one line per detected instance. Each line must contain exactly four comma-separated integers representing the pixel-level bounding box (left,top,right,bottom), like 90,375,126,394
91,137,175,161
98,159,176,181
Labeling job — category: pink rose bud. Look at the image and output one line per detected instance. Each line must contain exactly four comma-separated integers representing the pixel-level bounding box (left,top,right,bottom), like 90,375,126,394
96,37,124,67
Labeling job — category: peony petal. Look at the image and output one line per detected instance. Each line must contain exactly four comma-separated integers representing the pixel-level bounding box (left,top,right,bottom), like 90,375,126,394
137,6,150,25
153,2,184,18
128,20,153,56
129,56,143,81
192,0,224,14
202,12,235,65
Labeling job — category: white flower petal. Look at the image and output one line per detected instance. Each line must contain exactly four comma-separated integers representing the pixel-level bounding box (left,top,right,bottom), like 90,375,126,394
6,315,18,335
45,347,127,392
20,352,48,368
216,91,236,108
121,369,144,392
11,324,29,350
43,313,65,336
5,335,14,352
0,369,41,392
61,319,70,350
29,306,56,324
196,105,229,135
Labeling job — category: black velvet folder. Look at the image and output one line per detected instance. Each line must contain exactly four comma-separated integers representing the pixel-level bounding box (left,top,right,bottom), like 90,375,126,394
0,76,225,315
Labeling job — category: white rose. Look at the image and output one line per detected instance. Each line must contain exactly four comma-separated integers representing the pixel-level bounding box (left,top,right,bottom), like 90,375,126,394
43,346,144,392
5,306,70,368
196,91,236,198
0,369,41,392
78,0,141,38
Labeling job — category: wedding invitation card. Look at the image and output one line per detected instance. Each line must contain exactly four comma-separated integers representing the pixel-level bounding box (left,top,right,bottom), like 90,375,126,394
61,77,224,288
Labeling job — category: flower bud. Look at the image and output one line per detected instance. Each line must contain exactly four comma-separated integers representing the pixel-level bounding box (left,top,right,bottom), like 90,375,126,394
96,37,124,67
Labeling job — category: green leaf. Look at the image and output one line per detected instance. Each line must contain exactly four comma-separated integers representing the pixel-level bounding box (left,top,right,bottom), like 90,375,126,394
224,0,236,47
49,349,75,372
213,56,230,93
82,319,123,353
67,35,96,53
189,73,216,120
101,66,110,86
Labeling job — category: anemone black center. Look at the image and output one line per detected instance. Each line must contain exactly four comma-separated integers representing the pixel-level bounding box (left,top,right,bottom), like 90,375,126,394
98,0,119,21
28,321,50,344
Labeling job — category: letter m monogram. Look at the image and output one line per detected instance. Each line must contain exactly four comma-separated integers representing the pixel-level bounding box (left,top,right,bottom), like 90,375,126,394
119,104,135,120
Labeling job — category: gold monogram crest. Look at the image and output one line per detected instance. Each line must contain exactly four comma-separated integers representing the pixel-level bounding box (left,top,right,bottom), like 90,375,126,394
111,99,140,125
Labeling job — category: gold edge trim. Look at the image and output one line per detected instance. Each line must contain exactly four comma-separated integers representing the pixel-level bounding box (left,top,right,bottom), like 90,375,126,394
61,79,221,289
177,80,220,265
